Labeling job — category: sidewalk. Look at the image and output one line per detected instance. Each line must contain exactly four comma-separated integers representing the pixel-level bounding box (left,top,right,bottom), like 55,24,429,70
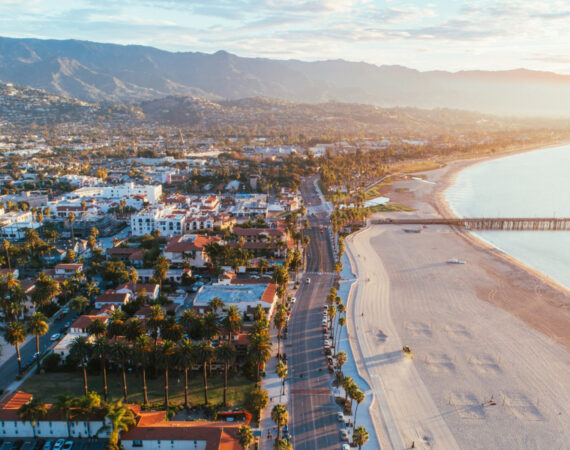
259,294,292,449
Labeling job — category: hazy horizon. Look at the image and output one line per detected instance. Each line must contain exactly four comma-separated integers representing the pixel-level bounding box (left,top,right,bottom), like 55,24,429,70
1,0,570,74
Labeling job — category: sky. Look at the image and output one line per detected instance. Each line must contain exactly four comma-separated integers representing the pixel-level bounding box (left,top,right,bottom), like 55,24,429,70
1,0,570,74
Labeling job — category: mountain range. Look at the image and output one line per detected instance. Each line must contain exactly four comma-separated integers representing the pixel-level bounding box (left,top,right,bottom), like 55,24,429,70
1,36,570,117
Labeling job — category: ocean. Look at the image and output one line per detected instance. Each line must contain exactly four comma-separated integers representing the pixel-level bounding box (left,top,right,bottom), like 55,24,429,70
445,144,570,290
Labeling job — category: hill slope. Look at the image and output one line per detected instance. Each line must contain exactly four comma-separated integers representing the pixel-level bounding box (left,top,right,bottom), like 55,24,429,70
1,37,570,117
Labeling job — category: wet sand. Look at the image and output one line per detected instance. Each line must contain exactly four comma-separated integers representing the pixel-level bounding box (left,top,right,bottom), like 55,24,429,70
345,158,570,449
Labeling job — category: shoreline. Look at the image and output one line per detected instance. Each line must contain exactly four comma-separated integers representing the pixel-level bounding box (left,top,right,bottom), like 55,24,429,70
430,146,570,298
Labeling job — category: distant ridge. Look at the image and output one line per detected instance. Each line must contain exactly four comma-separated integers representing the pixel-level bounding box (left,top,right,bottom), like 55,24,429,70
1,36,570,117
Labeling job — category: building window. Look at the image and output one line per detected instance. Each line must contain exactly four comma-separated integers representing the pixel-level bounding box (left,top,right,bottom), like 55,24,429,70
133,440,143,447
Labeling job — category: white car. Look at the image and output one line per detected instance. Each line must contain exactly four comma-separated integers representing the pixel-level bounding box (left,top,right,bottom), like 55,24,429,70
340,429,350,441
50,333,61,342
290,297,296,303
342,444,351,450
53,440,66,450
337,412,344,422
305,278,311,284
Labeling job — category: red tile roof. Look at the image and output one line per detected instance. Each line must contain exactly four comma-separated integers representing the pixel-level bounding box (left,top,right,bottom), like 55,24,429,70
165,235,221,253
71,315,108,330
95,291,130,304
261,283,278,304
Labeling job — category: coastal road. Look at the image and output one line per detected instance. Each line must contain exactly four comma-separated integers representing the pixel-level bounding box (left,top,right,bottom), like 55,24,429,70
287,177,341,449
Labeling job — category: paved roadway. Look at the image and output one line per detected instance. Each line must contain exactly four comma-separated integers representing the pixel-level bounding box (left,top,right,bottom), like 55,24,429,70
0,309,79,392
288,176,342,449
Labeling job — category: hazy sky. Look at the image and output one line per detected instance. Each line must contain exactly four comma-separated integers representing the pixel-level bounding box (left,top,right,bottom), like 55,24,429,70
1,0,570,73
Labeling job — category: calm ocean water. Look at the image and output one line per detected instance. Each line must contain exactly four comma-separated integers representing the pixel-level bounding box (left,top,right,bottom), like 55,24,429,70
445,144,570,290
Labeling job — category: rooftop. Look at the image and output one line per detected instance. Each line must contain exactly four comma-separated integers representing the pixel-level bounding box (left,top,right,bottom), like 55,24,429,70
194,283,277,306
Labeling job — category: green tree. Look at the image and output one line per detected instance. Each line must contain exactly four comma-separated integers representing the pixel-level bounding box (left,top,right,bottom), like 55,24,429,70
104,400,136,448
27,312,49,372
275,360,288,400
53,394,74,438
352,425,369,449
156,340,175,407
216,342,235,407
273,439,293,450
245,387,268,423
248,331,272,386
237,424,254,450
70,295,89,314
68,212,76,241
273,304,287,358
271,404,288,440
153,255,169,291
133,336,152,405
175,339,194,409
195,340,215,405
31,272,60,307
92,336,110,401
69,336,92,395
221,305,242,344
335,351,347,376
208,296,225,314
4,321,26,372
352,389,365,430
112,339,131,403
18,396,47,438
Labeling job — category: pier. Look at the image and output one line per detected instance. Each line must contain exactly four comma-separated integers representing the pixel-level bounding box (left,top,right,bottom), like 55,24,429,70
372,217,570,231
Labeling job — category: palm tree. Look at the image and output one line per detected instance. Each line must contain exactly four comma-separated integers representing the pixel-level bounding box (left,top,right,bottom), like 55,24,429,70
75,391,102,439
335,351,347,376
87,318,107,338
195,340,215,405
92,336,110,401
216,342,235,407
4,321,26,372
69,336,92,395
53,394,74,438
271,404,288,440
127,267,138,294
221,305,242,344
112,339,131,403
352,425,369,449
273,305,287,358
27,312,49,372
258,258,270,275
352,389,365,430
342,375,354,405
68,212,76,241
253,304,266,322
18,396,47,438
133,336,152,405
201,311,220,341
273,439,293,450
3,239,11,270
158,340,176,407
175,339,194,409
147,304,164,346
208,296,225,315
70,295,89,314
237,424,254,450
275,360,288,400
124,318,145,343
248,331,272,386
153,255,169,292
104,400,136,449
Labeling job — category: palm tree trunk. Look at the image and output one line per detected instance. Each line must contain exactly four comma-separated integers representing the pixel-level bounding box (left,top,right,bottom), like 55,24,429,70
354,404,359,430
202,363,209,405
121,365,128,402
15,343,21,372
184,368,189,408
277,334,281,358
82,364,89,395
277,424,281,440
35,335,41,373
164,367,169,407
66,418,71,438
101,359,108,401
142,366,148,405
223,362,228,407
256,363,260,387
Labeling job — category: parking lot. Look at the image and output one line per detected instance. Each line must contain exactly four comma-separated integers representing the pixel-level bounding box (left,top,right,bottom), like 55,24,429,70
0,439,106,450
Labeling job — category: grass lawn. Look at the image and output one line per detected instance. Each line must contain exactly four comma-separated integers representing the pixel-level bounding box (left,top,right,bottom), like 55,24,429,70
21,369,254,408
368,203,414,213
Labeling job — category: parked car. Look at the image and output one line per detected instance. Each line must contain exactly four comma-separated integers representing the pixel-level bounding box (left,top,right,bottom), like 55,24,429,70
52,439,65,450
342,444,351,450
50,333,61,342
337,412,345,422
290,297,296,304
340,429,350,441
41,441,53,450
305,278,311,284
61,442,73,450
20,442,34,450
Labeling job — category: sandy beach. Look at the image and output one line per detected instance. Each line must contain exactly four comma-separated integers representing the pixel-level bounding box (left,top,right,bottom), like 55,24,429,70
344,156,570,449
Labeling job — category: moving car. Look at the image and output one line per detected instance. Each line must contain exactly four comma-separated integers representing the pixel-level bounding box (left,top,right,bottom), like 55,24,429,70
50,333,61,342
290,297,296,304
305,278,311,284
337,412,345,422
